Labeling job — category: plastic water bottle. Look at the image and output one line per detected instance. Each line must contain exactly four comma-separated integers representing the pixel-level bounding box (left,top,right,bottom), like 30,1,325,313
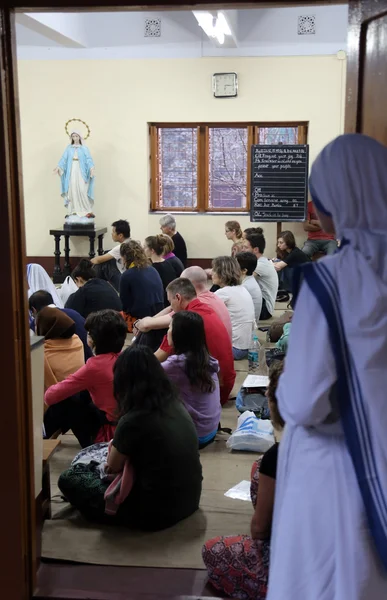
248,331,260,373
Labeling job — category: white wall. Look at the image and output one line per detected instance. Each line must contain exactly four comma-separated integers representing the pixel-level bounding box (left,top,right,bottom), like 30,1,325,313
17,55,346,259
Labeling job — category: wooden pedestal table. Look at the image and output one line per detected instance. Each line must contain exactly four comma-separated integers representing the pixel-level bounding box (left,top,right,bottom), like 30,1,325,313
49,226,108,283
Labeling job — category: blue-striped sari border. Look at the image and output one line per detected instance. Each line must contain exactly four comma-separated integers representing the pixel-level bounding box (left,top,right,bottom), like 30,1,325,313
304,262,387,570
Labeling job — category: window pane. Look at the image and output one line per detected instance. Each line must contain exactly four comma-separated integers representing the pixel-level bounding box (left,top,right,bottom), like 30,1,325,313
158,128,197,209
208,127,247,210
259,127,298,145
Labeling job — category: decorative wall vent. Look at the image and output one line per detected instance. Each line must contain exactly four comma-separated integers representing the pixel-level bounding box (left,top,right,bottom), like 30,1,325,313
298,15,316,35
144,18,161,37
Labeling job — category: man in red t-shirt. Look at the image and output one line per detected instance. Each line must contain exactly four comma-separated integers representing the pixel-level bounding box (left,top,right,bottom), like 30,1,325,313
155,278,236,406
302,200,338,257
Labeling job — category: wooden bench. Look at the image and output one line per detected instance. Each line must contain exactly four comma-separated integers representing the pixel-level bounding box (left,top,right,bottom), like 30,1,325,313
42,438,61,520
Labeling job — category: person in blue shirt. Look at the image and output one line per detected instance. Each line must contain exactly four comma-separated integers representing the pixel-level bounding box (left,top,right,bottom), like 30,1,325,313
29,290,92,361
119,240,164,332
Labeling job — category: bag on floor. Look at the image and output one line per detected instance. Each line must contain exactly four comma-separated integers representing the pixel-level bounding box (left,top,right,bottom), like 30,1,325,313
265,348,286,368
235,388,269,418
226,411,275,453
58,276,78,305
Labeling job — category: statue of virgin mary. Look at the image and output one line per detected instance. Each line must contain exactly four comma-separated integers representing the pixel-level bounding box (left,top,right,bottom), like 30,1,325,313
54,130,95,221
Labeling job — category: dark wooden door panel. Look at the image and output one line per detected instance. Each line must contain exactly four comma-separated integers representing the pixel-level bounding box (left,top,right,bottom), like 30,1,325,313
361,14,387,143
346,0,387,144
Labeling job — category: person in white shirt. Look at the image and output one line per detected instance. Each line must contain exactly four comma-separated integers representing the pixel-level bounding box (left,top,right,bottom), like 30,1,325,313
235,251,263,324
212,256,255,360
242,231,278,320
90,219,130,291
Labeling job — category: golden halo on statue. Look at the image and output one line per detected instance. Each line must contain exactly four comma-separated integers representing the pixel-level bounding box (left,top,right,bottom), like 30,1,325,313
65,118,91,141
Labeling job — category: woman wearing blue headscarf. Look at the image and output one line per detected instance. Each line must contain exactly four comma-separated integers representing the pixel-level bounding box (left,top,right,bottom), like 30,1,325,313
267,134,387,599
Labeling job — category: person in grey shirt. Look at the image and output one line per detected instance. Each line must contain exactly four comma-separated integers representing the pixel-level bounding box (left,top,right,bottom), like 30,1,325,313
235,251,262,324
242,232,278,319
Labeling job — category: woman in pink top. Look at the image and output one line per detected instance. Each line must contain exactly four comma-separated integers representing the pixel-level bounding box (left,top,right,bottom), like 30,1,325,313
44,309,128,447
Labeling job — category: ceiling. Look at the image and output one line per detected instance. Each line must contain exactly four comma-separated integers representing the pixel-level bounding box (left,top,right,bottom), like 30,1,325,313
16,5,348,60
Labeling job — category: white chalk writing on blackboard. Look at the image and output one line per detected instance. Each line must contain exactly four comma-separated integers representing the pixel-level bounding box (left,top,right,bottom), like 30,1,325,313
250,144,309,223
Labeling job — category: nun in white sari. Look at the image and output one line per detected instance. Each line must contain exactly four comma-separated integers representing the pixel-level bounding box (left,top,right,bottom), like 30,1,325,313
267,134,387,600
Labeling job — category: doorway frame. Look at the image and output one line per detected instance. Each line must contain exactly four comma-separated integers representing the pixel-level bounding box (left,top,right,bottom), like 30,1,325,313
0,1,362,598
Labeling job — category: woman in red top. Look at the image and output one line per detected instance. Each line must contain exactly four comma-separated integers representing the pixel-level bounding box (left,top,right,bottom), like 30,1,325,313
45,309,128,446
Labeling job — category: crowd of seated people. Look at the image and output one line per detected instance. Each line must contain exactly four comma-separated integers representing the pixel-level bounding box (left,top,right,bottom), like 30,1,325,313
58,345,203,530
29,134,387,600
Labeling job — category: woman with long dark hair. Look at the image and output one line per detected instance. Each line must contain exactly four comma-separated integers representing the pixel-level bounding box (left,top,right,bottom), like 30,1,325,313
58,345,202,530
163,311,221,448
273,231,309,293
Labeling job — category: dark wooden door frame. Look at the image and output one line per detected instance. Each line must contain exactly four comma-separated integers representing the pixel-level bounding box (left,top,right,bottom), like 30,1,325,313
0,7,36,600
0,1,350,599
345,0,387,133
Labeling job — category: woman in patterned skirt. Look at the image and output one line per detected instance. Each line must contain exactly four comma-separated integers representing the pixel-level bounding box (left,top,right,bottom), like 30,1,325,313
202,360,284,600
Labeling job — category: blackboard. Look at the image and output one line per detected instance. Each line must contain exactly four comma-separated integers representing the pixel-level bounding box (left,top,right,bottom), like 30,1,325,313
250,144,309,222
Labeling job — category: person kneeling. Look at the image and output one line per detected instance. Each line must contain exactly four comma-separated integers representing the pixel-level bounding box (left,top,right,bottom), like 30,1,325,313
58,346,203,530
45,309,128,447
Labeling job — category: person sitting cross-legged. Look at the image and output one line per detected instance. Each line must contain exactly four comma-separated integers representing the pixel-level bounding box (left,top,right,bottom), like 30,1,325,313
143,235,178,307
212,256,255,360
37,307,84,393
44,309,128,447
273,231,310,293
181,266,232,339
65,259,122,319
58,345,203,530
159,214,187,267
152,278,236,406
90,219,131,291
119,240,164,332
302,199,338,258
202,360,285,600
162,311,221,449
29,290,92,361
158,233,184,278
235,251,263,325
242,231,278,320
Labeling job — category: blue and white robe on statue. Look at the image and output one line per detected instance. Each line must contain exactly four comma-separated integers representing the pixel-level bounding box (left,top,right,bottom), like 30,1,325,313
57,142,95,216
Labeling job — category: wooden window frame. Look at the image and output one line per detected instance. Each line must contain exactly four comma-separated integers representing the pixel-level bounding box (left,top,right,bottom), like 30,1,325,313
150,122,308,213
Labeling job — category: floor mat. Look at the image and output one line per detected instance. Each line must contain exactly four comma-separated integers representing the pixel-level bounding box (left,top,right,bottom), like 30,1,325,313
42,435,257,568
